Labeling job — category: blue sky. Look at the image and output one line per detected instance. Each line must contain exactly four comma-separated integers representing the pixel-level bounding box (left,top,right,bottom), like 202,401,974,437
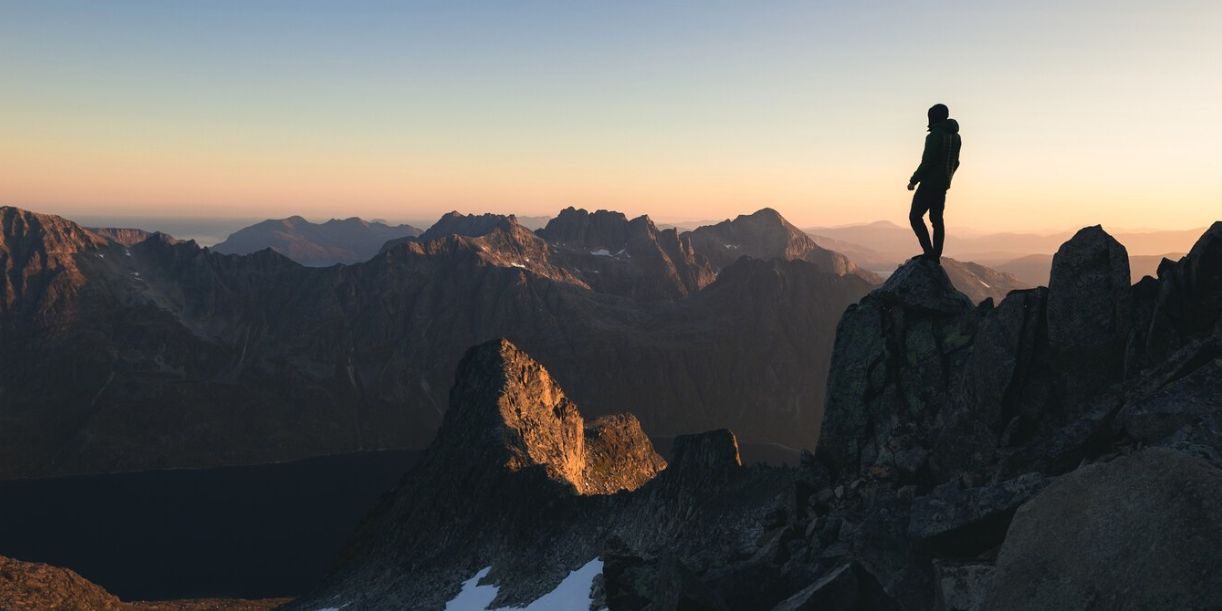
2,0,1220,230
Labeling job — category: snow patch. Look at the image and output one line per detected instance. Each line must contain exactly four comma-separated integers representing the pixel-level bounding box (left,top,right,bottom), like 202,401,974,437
511,263,526,269
445,559,605,611
590,249,612,257
723,243,740,249
978,280,991,288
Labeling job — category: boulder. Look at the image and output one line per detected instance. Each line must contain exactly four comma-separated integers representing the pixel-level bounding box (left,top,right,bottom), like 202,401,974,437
877,258,974,315
985,448,1222,610
909,473,1047,556
819,258,980,481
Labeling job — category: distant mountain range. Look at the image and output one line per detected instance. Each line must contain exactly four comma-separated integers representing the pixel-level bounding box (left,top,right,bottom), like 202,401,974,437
211,216,422,266
0,204,872,479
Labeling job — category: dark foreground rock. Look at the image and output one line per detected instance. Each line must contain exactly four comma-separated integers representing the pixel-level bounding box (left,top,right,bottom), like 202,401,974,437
986,448,1222,610
282,223,1222,610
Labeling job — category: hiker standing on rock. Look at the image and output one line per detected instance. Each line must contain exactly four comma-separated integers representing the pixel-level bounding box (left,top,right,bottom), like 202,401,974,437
907,103,961,263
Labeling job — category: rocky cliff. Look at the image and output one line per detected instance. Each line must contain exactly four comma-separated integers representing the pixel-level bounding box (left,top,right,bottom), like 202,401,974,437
536,207,716,301
296,222,1222,610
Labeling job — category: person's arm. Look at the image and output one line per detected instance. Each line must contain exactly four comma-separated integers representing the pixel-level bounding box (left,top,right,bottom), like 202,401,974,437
908,133,937,190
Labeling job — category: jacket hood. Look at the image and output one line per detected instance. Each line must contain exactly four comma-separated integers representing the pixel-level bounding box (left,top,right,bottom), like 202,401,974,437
929,119,960,134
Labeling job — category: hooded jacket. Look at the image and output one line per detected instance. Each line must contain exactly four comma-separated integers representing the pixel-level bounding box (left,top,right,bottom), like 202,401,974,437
911,119,961,190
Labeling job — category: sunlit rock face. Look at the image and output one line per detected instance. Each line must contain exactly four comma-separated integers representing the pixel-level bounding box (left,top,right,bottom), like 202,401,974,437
434,338,666,495
287,339,782,611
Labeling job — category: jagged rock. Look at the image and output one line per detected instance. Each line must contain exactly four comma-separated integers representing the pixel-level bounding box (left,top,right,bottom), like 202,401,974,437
933,561,992,611
435,338,665,494
536,207,715,301
669,429,742,471
1133,221,1222,367
417,211,516,242
908,473,1047,556
959,288,1053,446
1046,226,1131,404
985,448,1222,610
289,339,793,610
878,258,974,315
819,258,980,482
584,414,669,494
769,562,900,611
1117,338,1222,447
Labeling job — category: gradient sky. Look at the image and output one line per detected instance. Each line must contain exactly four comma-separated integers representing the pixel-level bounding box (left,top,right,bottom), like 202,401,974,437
2,0,1220,231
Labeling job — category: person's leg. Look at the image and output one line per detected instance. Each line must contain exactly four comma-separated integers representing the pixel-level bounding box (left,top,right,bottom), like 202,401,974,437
930,190,947,260
909,189,934,257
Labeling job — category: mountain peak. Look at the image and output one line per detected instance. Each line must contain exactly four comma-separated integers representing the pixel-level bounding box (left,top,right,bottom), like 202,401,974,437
419,211,520,242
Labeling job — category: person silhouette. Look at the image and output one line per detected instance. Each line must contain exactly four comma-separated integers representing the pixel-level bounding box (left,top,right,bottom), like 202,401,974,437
907,103,961,263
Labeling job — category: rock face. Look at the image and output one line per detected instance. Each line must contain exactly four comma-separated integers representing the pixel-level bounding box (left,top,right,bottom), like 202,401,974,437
536,207,716,301
1046,225,1132,404
986,448,1222,611
294,221,1221,611
0,555,284,610
212,216,421,265
434,339,666,494
0,555,126,611
0,205,871,479
805,222,1222,610
293,339,785,611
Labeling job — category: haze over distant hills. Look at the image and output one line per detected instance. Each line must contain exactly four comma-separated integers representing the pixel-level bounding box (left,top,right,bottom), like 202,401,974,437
807,219,1201,282
212,216,423,266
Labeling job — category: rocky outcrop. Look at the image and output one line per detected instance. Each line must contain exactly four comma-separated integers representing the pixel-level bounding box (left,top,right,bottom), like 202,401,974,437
0,555,284,611
212,216,421,265
292,340,782,610
418,211,515,242
806,222,1222,610
818,258,981,482
985,448,1222,610
1046,225,1132,404
536,207,716,301
433,339,666,494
